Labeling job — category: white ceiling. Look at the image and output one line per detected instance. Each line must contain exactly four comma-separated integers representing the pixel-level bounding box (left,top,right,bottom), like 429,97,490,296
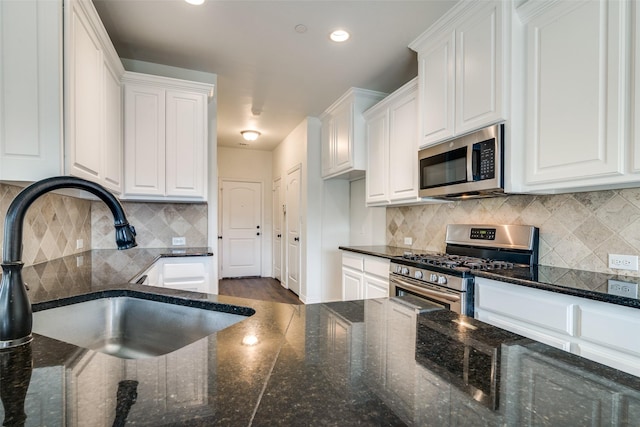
93,0,457,151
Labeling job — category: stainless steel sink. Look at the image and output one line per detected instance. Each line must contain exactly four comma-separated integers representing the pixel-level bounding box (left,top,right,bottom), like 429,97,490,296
33,295,253,359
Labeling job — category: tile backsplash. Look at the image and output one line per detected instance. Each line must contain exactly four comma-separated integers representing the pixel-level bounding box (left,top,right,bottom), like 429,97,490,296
91,201,208,249
0,183,91,266
387,188,640,276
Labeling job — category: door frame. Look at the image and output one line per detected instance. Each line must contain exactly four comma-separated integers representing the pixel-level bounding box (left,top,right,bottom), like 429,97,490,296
218,177,264,278
284,163,302,295
272,176,283,283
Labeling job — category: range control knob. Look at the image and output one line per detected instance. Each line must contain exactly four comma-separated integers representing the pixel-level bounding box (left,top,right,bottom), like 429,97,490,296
401,267,410,275
395,265,403,274
414,271,423,280
437,275,448,285
429,273,438,282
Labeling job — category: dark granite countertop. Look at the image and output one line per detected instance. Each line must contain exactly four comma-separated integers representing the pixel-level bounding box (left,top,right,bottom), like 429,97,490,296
340,246,640,310
1,249,639,425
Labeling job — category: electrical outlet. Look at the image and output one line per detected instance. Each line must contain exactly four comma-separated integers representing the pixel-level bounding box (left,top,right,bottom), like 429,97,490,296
608,254,639,271
76,239,84,250
404,237,413,245
608,279,639,298
172,237,186,246
76,255,84,267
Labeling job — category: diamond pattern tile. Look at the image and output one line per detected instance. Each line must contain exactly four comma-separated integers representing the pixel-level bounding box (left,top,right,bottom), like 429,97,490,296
91,201,208,249
0,183,91,267
387,189,640,276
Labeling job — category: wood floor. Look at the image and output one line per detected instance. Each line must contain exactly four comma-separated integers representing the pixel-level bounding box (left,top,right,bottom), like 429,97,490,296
218,277,303,305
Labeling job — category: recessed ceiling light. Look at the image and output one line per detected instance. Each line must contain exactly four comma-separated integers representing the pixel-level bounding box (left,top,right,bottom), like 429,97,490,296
295,24,307,34
185,0,205,5
330,30,350,42
241,130,261,141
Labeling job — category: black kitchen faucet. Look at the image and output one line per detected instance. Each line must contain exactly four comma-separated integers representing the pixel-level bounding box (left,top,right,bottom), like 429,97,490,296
0,176,137,349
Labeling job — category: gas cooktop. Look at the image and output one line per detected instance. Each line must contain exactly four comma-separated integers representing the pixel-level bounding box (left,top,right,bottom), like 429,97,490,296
397,253,519,271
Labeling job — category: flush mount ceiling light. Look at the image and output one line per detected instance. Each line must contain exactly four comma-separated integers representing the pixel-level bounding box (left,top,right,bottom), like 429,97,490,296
184,0,205,5
330,29,350,42
241,130,261,141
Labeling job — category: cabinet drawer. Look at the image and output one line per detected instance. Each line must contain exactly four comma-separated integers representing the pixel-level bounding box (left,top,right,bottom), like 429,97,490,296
577,303,640,355
342,253,364,271
475,280,575,335
364,256,390,278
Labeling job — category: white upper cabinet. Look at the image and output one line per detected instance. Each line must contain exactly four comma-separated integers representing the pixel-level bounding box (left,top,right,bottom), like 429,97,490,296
321,88,386,180
410,0,508,149
122,72,212,201
364,78,419,206
517,0,632,192
0,0,63,181
65,0,124,194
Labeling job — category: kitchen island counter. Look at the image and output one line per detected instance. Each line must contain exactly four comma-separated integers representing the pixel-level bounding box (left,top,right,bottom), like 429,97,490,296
2,250,639,425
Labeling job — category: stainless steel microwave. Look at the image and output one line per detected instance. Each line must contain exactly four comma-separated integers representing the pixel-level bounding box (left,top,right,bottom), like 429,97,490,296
418,123,504,199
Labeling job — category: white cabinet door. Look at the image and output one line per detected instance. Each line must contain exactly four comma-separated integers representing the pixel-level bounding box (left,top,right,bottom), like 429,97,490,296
455,1,503,135
388,87,418,201
124,84,166,197
417,31,455,147
103,60,123,193
524,0,627,186
365,109,388,203
342,268,363,301
165,90,206,198
332,101,354,174
66,0,103,182
65,0,124,192
0,0,63,181
364,274,388,299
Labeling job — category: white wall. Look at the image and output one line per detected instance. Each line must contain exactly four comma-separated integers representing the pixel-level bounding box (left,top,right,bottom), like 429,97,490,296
349,178,386,246
218,147,273,277
272,117,349,303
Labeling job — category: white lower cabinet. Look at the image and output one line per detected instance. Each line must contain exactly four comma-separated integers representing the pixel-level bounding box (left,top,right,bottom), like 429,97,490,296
341,252,389,301
133,256,217,294
475,277,640,377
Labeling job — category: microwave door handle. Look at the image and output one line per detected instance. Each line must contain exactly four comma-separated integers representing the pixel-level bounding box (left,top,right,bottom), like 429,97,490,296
471,145,480,181
391,277,461,303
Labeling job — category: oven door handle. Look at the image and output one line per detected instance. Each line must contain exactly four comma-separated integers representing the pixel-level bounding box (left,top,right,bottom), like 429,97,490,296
391,277,461,303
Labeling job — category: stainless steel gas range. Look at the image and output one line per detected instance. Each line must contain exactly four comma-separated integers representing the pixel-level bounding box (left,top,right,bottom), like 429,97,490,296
389,224,539,316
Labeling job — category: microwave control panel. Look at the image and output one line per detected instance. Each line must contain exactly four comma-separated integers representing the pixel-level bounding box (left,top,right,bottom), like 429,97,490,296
472,139,495,181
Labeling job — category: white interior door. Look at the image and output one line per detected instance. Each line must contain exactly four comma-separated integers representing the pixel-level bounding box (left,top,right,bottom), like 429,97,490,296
221,181,261,278
272,177,282,283
285,167,301,296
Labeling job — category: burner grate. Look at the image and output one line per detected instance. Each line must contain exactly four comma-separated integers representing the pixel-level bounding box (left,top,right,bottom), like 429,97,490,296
401,253,516,271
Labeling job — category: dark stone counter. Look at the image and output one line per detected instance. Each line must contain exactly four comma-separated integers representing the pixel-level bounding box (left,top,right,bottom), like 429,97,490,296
1,249,639,425
340,246,640,309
